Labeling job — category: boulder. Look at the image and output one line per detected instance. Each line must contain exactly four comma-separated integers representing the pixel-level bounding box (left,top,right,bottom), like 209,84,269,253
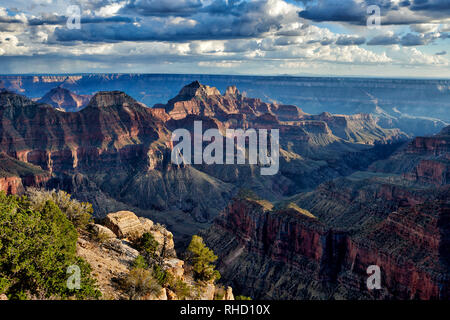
105,211,144,239
0,294,7,300
164,258,185,279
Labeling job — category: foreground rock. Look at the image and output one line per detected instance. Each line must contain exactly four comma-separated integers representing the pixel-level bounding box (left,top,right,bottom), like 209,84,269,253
78,210,234,300
105,211,145,239
91,224,116,240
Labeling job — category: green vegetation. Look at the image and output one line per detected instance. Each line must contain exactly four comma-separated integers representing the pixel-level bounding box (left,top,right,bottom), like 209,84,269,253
169,278,191,300
0,192,100,300
122,266,161,300
26,188,93,229
152,264,173,287
186,235,221,282
235,295,252,300
134,232,159,259
132,255,148,270
126,255,193,300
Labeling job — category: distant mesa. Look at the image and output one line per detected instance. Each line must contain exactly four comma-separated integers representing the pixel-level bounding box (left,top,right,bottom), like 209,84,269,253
37,86,91,112
170,81,221,103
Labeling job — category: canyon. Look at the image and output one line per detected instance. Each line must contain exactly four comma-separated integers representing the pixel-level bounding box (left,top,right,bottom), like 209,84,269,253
203,127,450,299
1,74,447,136
0,80,448,300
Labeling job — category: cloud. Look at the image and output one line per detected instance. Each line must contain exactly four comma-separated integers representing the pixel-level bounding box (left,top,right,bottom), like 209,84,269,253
28,14,135,26
367,29,446,46
297,0,449,25
0,34,29,56
121,0,203,17
409,0,450,12
52,0,300,42
198,60,242,68
0,0,449,76
410,23,440,33
435,50,446,55
335,35,365,46
387,45,448,65
367,33,400,45
298,0,367,24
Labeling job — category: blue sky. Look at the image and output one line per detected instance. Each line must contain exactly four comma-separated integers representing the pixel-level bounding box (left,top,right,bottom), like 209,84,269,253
0,0,449,77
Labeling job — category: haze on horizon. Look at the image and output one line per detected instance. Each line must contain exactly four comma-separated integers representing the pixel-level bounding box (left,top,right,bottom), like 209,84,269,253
0,0,449,78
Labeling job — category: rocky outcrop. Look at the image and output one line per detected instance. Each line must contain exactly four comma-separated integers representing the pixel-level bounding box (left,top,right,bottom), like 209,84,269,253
105,211,146,239
77,210,234,300
405,160,449,186
204,194,450,300
37,87,91,112
0,153,51,194
0,176,24,194
91,224,117,240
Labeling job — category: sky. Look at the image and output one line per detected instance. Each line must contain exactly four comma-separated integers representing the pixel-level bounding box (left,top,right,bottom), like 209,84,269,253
0,0,449,78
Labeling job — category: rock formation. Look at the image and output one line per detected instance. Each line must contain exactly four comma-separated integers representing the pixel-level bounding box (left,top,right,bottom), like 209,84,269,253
0,84,408,246
78,210,234,300
37,87,91,112
105,211,146,239
203,127,450,300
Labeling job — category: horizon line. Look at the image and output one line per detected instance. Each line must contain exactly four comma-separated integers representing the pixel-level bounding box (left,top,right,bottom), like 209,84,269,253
0,72,449,81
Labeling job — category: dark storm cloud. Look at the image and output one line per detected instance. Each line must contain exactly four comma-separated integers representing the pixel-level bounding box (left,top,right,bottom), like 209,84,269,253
410,0,450,12
121,0,203,17
298,0,367,24
53,0,286,42
297,0,448,25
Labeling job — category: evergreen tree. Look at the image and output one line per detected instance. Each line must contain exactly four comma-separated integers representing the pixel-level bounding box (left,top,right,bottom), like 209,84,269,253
186,235,221,282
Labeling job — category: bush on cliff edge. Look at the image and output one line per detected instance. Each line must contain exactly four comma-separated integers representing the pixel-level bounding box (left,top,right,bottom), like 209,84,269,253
0,192,100,299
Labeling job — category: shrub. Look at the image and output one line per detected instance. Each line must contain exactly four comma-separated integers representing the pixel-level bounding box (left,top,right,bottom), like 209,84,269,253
122,267,161,300
186,235,221,282
169,279,191,300
134,232,159,258
0,192,100,299
25,188,93,229
235,295,252,300
152,264,173,287
132,256,148,270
